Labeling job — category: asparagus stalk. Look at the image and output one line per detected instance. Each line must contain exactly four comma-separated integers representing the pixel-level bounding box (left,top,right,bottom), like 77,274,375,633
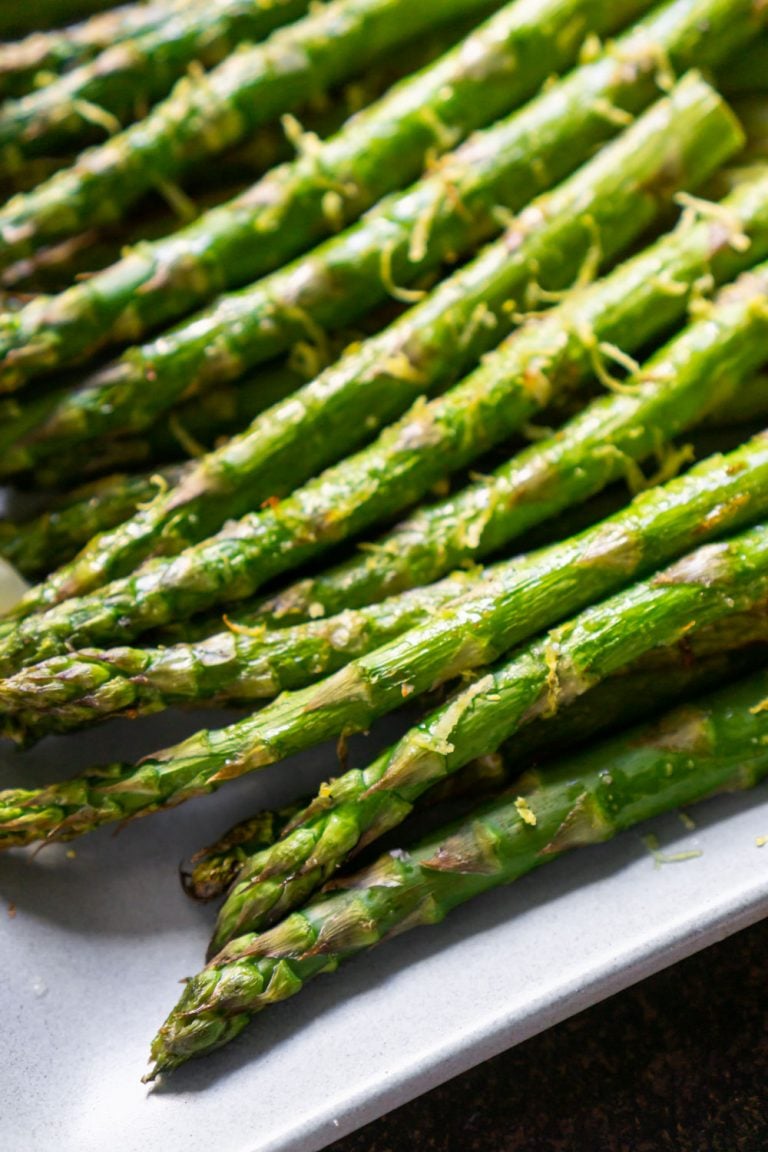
2,439,768,849
0,0,738,389
210,518,768,948
6,364,768,737
181,635,768,902
0,0,581,274
0,463,187,580
148,668,768,1077
245,192,768,625
0,0,316,158
0,12,678,456
11,177,768,658
8,78,744,617
0,0,200,102
0,569,482,741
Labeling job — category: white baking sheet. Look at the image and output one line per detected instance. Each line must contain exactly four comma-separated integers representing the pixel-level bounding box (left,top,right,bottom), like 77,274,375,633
2,703,768,1152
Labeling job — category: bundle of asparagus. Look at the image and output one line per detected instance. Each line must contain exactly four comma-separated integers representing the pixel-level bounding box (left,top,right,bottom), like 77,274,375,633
2,0,768,1090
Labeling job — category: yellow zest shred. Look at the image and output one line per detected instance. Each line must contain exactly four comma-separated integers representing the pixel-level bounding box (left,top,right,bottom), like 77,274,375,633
153,176,199,223
222,614,267,640
168,412,207,459
71,98,121,137
675,191,752,253
642,832,703,868
514,796,537,827
379,243,427,303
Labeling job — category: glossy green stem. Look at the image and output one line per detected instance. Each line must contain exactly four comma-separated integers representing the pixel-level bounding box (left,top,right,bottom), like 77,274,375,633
0,569,481,741
0,463,186,580
0,0,496,270
210,517,768,949
1,439,767,849
15,174,768,662
249,183,768,626
148,668,768,1076
182,636,768,902
9,77,743,620
0,0,314,158
0,0,197,102
0,0,656,388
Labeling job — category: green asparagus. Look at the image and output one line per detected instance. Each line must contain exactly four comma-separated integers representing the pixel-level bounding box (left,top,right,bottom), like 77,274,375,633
7,79,743,618
0,0,198,102
0,13,688,462
240,189,768,624
1,438,768,848
181,635,768,902
7,323,768,735
0,464,186,580
0,0,565,273
12,189,768,655
0,0,315,158
0,569,482,741
0,0,739,389
147,668,768,1076
210,517,768,948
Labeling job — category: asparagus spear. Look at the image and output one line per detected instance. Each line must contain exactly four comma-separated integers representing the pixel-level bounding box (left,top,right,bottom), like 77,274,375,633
181,635,768,902
0,0,316,158
0,568,481,741
11,179,768,658
0,0,199,102
0,0,738,389
0,463,187,580
2,439,768,849
0,0,581,273
8,78,744,617
34,361,306,486
6,360,768,738
210,518,768,948
245,190,768,625
148,668,768,1077
0,0,115,37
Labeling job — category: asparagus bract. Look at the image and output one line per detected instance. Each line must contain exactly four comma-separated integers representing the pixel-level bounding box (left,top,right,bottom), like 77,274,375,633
0,0,741,388
2,439,768,848
148,669,768,1076
0,0,588,273
7,293,768,734
0,0,314,158
0,464,185,580
211,517,768,946
12,171,768,656
9,77,743,615
246,175,768,624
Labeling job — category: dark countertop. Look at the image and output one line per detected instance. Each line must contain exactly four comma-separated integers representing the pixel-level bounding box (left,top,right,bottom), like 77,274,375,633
329,918,768,1151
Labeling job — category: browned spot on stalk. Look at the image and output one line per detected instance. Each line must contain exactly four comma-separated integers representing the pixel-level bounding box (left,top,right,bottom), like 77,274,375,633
632,705,712,754
652,541,730,587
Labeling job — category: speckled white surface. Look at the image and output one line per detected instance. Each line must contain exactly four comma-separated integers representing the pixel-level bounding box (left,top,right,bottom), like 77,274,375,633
2,701,768,1152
